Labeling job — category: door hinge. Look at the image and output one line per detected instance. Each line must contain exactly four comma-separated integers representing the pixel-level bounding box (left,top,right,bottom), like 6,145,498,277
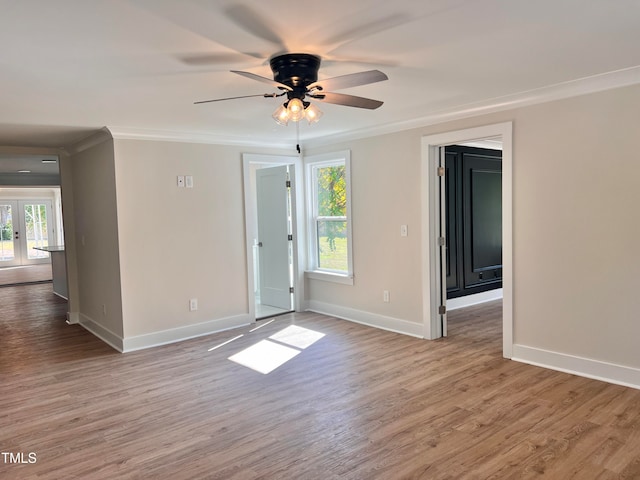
289,287,294,294
437,166,445,177
438,305,447,315
286,180,291,188
287,234,293,241
438,236,445,246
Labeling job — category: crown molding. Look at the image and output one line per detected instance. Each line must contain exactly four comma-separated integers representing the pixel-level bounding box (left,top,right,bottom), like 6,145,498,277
302,64,640,148
106,126,293,149
63,65,640,150
64,127,113,155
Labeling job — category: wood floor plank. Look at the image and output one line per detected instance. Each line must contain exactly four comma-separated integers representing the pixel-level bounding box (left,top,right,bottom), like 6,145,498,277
2,285,640,479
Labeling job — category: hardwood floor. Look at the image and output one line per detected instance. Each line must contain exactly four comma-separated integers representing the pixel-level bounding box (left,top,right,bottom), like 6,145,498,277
0,264,52,287
2,286,640,479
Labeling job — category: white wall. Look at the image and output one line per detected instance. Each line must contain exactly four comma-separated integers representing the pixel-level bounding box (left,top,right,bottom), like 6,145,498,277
304,128,425,330
112,140,293,349
69,137,124,340
510,85,640,371
59,152,79,322
305,83,640,382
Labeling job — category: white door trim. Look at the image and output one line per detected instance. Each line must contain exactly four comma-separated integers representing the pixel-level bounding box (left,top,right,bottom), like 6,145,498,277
421,122,513,358
242,153,304,320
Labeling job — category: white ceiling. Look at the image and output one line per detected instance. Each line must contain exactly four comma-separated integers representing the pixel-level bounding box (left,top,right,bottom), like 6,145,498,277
0,0,639,152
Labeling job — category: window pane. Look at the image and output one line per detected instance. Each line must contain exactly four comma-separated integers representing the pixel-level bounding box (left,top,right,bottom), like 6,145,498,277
0,205,15,261
23,203,49,259
316,165,346,217
317,219,347,272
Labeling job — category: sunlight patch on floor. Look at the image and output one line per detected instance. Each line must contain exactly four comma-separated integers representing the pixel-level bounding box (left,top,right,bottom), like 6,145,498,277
228,325,325,374
228,339,300,374
269,325,325,349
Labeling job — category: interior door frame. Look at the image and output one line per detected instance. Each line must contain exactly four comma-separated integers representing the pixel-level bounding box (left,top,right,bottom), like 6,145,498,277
242,153,304,321
421,122,513,358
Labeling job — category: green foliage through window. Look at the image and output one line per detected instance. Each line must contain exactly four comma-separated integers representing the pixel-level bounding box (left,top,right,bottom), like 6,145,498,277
311,162,349,273
315,165,346,253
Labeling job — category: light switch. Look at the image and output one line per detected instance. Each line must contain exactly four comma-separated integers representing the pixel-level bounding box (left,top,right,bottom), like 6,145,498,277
400,225,408,237
185,175,193,188
177,176,185,187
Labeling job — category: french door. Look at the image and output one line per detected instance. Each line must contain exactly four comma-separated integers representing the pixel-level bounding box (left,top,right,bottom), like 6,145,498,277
0,200,53,267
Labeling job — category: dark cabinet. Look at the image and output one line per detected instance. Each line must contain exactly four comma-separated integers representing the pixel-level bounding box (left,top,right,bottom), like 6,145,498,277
445,145,502,299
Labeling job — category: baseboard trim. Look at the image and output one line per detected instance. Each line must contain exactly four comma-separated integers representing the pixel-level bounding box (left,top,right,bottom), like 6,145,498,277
122,314,252,352
306,300,424,338
447,289,503,311
79,314,124,352
66,311,80,325
512,344,640,390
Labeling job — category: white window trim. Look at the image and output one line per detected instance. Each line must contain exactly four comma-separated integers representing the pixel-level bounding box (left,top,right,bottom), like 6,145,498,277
305,150,353,285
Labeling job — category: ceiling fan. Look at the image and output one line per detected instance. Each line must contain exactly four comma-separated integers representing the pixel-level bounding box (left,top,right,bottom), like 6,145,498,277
194,53,388,126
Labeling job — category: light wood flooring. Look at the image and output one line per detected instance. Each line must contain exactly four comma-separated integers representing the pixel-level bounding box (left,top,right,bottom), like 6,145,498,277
0,264,52,286
1,285,640,479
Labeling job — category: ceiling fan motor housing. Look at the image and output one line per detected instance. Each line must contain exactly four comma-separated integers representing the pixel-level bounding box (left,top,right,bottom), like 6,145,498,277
270,53,321,100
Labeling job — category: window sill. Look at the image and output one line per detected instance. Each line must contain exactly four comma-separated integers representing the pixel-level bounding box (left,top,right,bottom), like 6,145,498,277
305,270,354,285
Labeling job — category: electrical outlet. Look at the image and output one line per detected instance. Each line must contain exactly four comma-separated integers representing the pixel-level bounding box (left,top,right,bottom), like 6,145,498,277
383,290,390,303
189,298,198,311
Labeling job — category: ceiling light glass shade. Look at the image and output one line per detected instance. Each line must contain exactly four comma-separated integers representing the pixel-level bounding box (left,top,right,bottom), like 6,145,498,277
304,103,323,124
272,104,290,125
287,98,305,122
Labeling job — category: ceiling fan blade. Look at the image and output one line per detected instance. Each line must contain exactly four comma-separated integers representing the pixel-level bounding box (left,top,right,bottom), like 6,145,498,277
231,70,293,91
313,92,384,110
194,93,282,105
224,4,287,51
308,70,388,91
315,13,410,51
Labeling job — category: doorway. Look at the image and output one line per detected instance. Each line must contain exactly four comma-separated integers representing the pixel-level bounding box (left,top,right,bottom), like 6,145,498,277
421,122,513,358
0,199,54,267
243,154,304,321
445,143,503,305
255,164,294,317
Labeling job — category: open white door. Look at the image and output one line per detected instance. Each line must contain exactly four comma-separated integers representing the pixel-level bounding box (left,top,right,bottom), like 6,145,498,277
438,147,448,336
256,165,293,311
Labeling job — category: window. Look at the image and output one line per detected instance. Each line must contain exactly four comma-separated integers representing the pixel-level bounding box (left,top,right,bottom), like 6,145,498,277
306,151,353,284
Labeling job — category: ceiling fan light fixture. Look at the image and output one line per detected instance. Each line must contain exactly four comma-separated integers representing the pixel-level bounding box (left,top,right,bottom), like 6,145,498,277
287,98,305,122
272,104,290,125
304,103,323,124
